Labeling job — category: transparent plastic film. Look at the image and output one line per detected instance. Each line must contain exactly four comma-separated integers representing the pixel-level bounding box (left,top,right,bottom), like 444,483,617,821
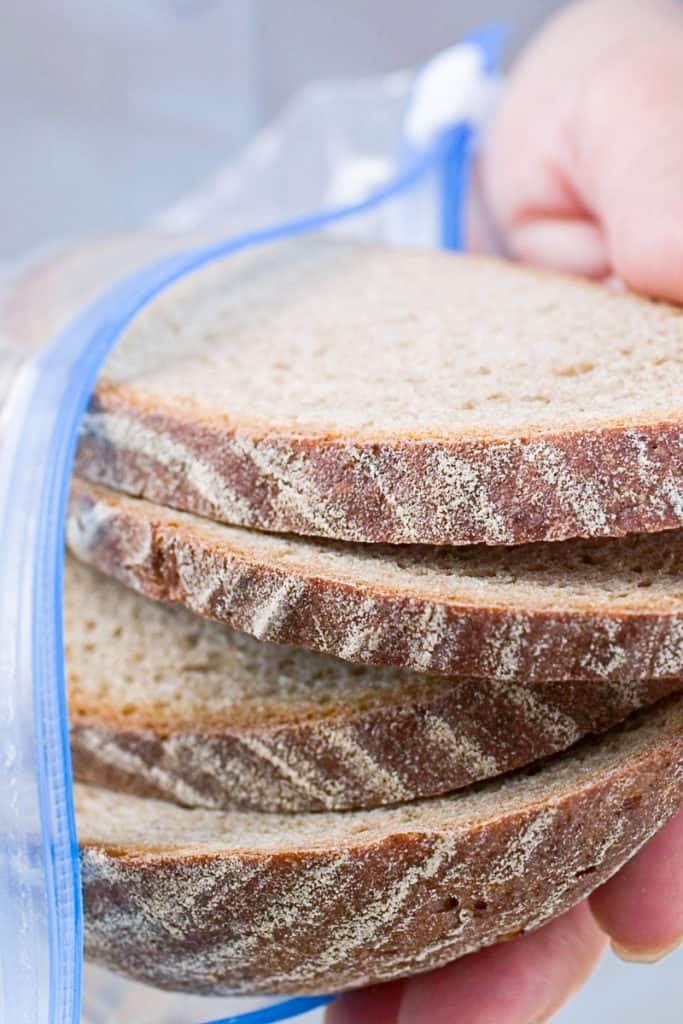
0,28,503,1024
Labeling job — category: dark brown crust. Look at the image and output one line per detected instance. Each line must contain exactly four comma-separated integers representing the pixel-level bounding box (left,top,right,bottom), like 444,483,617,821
69,672,683,813
76,383,683,546
79,699,683,995
67,479,683,684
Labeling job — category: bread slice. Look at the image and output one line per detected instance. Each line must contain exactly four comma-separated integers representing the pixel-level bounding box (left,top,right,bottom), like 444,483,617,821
77,694,683,995
66,557,681,813
68,478,683,684
73,238,683,547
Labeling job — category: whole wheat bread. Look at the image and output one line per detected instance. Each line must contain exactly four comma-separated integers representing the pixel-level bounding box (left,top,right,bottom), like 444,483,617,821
67,558,680,812
68,478,683,683
72,238,683,547
77,694,683,995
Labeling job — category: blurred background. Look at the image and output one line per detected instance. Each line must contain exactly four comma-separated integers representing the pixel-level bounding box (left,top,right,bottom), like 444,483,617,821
2,0,565,259
3,2,681,1021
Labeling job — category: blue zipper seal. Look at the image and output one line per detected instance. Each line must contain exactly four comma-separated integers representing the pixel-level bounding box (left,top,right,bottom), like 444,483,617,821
12,24,505,1024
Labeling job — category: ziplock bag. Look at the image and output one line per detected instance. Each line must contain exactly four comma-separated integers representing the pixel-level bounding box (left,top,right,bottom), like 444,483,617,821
0,27,503,1024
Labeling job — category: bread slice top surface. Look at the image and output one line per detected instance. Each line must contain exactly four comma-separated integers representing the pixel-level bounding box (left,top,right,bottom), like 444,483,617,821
65,557,475,732
98,238,683,442
70,480,683,616
75,693,683,856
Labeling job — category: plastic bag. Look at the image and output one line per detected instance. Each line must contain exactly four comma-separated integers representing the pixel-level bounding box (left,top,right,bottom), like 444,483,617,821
0,27,502,1024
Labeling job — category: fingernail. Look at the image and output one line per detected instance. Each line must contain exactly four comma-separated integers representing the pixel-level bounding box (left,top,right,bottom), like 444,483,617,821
611,937,683,964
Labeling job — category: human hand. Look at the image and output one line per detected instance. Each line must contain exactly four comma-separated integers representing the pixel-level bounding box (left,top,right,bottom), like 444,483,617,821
469,0,683,302
328,2,683,1020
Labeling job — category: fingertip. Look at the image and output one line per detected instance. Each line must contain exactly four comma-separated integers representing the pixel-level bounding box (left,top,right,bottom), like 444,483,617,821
611,937,683,965
607,204,683,304
590,809,683,958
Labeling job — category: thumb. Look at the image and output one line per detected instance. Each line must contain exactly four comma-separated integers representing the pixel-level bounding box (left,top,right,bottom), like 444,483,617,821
474,0,683,303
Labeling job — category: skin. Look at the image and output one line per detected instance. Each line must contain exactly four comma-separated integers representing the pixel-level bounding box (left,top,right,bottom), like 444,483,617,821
328,1,683,1020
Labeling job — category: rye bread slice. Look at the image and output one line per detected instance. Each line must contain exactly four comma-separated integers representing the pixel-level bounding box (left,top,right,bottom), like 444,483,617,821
66,558,681,813
68,478,683,684
72,238,683,547
77,694,683,996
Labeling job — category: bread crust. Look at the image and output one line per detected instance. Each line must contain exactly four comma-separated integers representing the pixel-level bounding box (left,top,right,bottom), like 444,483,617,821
77,696,683,995
70,676,683,813
67,478,683,684
75,386,683,548
5,238,682,547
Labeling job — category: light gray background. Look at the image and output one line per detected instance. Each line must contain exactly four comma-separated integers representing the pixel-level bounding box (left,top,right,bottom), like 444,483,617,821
3,2,681,1020
2,0,562,258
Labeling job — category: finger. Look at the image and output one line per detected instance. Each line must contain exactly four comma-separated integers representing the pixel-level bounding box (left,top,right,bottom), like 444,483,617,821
590,809,683,963
506,216,610,279
476,0,683,301
325,978,404,1024
575,46,683,303
326,902,606,1024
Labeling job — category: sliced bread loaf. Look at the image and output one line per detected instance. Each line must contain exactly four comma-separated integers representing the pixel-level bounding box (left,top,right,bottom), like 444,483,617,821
68,478,683,684
73,238,683,547
77,694,683,995
66,558,680,812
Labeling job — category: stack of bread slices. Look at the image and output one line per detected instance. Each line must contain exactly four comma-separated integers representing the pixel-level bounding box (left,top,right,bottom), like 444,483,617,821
59,238,683,996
